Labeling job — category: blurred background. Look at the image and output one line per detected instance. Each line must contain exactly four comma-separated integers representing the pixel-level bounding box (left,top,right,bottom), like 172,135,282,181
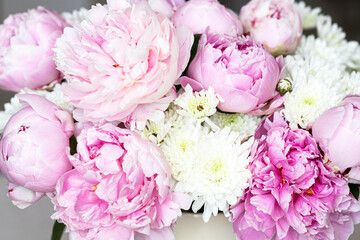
0,0,360,239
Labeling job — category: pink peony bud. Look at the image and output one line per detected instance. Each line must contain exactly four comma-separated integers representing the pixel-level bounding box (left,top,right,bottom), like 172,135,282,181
55,0,193,123
312,96,360,182
240,0,302,56
181,33,283,115
0,7,68,92
0,94,74,207
172,0,243,35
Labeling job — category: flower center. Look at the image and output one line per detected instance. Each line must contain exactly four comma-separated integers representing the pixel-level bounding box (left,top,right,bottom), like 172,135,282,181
204,159,226,183
305,189,315,195
187,97,210,119
178,140,192,153
301,97,315,106
92,184,98,192
145,125,161,139
223,114,239,126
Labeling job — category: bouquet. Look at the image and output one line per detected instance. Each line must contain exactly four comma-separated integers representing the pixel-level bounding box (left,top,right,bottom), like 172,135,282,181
1,0,360,239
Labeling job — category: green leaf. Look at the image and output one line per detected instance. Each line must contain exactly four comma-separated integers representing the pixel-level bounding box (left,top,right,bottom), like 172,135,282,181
51,220,66,240
349,183,360,200
69,135,77,155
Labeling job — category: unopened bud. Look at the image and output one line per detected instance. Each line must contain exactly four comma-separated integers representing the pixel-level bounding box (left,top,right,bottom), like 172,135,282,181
276,79,293,96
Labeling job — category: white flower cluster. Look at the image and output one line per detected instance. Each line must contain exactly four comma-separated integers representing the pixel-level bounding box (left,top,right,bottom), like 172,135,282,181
294,1,321,30
61,8,88,26
282,2,360,129
0,83,74,133
297,16,360,70
137,85,261,222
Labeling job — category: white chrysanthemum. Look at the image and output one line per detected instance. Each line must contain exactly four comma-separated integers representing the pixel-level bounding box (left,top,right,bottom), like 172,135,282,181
317,16,360,70
283,81,341,129
210,112,262,141
297,15,360,70
282,56,345,129
61,8,88,26
342,71,360,96
316,16,346,46
161,118,199,178
139,105,179,144
348,45,360,71
294,1,321,29
296,35,355,70
0,83,74,133
175,85,221,120
162,126,252,222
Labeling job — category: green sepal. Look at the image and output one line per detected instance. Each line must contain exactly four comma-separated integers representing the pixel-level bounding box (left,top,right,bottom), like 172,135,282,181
51,220,66,240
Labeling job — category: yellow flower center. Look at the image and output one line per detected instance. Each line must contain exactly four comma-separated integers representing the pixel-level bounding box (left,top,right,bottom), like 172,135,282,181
187,97,209,118
300,96,315,107
204,159,226,183
178,140,192,153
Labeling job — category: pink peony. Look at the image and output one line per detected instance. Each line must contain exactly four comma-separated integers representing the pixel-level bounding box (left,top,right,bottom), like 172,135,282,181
172,0,242,35
181,34,283,115
0,94,74,208
240,0,302,56
55,0,193,123
51,123,191,239
231,113,360,240
146,0,185,17
7,183,45,209
0,7,67,92
312,96,360,183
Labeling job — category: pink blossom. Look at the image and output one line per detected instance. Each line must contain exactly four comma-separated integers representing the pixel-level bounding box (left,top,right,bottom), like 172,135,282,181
181,34,283,115
51,123,191,239
7,183,45,209
231,113,360,240
55,0,193,123
125,86,177,130
312,96,360,183
240,0,302,56
147,0,185,17
0,94,74,207
0,7,67,92
172,0,242,35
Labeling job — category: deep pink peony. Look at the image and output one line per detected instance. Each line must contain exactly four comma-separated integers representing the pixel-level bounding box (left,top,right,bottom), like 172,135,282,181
181,34,283,115
0,94,74,208
312,96,360,183
231,113,360,240
0,7,67,92
55,0,193,123
240,0,302,56
172,0,242,35
51,123,191,239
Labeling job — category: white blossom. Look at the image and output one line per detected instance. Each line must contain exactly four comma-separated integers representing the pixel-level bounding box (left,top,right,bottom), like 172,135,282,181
161,126,252,222
210,112,262,141
61,8,88,26
294,1,321,30
282,56,345,129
